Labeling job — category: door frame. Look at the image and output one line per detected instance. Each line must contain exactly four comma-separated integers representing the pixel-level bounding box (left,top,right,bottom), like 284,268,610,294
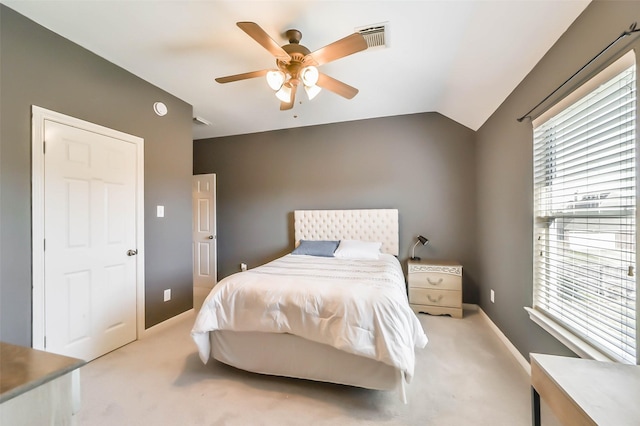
31,105,145,350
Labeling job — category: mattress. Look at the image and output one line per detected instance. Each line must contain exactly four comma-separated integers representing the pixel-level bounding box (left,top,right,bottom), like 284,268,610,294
210,330,402,391
191,253,428,382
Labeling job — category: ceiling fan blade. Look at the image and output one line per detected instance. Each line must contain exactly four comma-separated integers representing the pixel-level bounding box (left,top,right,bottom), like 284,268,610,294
215,69,269,84
316,73,359,99
237,22,291,62
280,84,298,110
279,101,293,111
306,33,368,66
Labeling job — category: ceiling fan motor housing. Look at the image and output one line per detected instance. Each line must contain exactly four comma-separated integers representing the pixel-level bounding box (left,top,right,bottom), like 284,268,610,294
285,29,302,44
279,39,311,86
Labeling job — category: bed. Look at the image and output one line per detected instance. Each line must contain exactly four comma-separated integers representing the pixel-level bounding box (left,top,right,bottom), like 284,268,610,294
191,209,428,401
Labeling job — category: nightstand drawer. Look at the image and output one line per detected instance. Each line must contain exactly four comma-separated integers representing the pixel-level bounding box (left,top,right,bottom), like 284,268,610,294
409,272,461,291
409,288,462,308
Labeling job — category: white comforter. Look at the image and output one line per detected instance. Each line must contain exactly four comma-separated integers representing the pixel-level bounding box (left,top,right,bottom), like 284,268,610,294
191,254,428,381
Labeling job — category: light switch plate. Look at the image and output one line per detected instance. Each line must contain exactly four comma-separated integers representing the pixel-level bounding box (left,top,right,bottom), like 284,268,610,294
157,205,164,217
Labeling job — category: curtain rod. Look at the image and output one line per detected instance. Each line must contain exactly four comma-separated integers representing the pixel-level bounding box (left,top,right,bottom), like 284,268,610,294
516,22,640,123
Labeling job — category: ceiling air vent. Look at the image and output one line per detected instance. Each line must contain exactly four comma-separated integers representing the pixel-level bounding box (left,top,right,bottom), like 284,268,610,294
357,23,387,49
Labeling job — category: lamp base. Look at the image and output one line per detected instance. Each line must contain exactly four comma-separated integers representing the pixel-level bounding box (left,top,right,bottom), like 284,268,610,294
410,257,421,261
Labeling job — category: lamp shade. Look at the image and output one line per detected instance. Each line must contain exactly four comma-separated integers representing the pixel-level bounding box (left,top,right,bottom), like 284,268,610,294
300,66,319,86
266,70,285,91
304,84,322,100
275,85,292,103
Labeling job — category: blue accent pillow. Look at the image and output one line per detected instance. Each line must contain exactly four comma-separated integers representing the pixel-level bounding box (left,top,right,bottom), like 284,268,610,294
291,240,339,257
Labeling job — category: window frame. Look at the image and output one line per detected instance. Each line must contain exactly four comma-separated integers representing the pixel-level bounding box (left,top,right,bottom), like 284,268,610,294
528,50,639,365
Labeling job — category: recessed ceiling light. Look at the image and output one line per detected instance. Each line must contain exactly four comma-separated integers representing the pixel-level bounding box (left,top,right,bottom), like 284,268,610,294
153,102,168,116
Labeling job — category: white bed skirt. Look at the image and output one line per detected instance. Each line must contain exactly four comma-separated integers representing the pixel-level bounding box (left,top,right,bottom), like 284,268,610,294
210,330,403,391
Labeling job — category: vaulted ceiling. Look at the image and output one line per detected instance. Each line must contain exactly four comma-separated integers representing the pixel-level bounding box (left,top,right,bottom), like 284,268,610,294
2,1,590,139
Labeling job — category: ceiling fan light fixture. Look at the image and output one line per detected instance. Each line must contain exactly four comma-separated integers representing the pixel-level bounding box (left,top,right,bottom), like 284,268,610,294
275,85,292,103
215,22,367,110
304,84,322,100
300,66,319,86
266,70,285,91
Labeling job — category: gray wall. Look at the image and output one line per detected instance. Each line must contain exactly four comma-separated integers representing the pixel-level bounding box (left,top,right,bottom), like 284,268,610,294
194,112,480,303
0,5,194,345
476,0,640,360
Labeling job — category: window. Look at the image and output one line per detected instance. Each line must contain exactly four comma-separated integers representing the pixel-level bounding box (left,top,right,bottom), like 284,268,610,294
532,51,637,364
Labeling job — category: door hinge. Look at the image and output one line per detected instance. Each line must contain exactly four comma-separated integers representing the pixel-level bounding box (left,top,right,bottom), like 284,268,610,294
44,239,46,251
43,141,46,154
44,336,47,348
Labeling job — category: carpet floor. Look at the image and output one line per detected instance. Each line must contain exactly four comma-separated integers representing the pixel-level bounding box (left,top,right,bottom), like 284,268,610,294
77,306,560,425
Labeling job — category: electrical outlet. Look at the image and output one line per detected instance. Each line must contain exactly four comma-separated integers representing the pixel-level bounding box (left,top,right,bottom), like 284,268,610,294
490,289,495,303
164,289,171,302
240,263,247,272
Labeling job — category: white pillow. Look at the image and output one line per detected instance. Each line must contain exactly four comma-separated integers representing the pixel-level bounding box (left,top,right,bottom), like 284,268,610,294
334,240,382,259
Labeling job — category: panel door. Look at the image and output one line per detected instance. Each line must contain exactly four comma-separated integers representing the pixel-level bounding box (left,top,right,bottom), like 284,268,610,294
192,174,217,289
44,119,138,361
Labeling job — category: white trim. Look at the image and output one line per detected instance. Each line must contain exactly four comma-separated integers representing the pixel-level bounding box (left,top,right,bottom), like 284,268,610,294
140,308,194,339
471,304,621,378
533,50,635,127
524,307,616,363
31,106,146,349
477,306,531,375
31,108,46,348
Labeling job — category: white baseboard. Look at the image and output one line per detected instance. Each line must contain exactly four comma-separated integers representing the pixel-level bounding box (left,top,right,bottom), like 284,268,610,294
140,308,194,339
471,304,531,375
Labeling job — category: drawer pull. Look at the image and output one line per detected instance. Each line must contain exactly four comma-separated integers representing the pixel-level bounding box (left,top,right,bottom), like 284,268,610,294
427,277,443,286
427,294,444,303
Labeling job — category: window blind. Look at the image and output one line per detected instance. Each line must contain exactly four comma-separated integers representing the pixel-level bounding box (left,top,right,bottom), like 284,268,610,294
533,51,637,364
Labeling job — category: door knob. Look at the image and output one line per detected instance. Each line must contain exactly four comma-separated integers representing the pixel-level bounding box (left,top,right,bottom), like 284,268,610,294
208,235,214,239
127,249,138,256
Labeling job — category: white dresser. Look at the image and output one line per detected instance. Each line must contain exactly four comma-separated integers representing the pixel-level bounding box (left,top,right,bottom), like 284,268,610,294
407,259,463,318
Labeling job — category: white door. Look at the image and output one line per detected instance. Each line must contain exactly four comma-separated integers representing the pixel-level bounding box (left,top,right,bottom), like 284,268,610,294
192,174,217,289
43,120,138,361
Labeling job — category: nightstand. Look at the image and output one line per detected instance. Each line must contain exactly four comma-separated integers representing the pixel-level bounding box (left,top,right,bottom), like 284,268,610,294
407,259,463,318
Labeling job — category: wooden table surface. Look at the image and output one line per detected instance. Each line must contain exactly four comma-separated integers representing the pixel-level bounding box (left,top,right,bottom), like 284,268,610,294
0,341,84,403
531,353,640,426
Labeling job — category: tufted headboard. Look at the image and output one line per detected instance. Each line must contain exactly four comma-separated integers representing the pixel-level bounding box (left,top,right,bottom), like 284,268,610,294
294,209,399,256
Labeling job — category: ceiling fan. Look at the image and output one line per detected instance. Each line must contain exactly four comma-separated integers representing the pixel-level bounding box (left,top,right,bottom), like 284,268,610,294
215,22,368,110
